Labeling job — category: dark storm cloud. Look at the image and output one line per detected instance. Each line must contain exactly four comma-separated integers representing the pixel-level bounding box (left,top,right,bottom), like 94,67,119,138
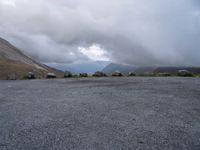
0,0,200,66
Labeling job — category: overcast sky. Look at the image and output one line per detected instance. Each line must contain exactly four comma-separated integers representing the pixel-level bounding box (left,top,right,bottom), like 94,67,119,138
0,0,200,66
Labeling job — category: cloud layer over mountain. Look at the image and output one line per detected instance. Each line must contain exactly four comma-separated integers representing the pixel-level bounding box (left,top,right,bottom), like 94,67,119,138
0,0,200,66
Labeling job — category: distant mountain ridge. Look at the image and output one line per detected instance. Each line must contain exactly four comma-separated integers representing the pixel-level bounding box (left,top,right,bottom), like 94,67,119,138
154,67,200,74
102,63,137,75
46,61,110,74
102,63,200,75
0,37,63,79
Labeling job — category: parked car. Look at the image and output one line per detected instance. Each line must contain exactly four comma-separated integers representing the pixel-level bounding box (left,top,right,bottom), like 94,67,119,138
112,71,123,77
80,73,88,77
46,73,56,78
93,71,107,77
7,73,17,80
177,70,193,77
26,72,35,79
64,71,72,78
128,72,136,76
158,73,171,77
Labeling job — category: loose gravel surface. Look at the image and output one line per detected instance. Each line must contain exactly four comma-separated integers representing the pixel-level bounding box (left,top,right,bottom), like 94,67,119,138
0,77,200,150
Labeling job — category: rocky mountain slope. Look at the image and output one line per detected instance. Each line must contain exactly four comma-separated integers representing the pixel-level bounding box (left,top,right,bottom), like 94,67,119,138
0,37,63,79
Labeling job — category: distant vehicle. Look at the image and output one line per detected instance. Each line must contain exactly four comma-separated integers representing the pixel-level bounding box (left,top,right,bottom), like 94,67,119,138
158,73,171,77
93,71,107,77
46,73,56,78
27,72,35,79
112,71,123,77
64,71,72,78
80,73,88,77
128,72,136,76
7,73,17,80
177,70,193,77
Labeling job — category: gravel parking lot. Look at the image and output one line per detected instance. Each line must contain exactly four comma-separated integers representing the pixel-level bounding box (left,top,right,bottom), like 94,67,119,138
0,77,200,150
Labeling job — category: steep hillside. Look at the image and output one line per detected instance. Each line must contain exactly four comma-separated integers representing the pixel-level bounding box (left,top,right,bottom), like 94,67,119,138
0,37,63,79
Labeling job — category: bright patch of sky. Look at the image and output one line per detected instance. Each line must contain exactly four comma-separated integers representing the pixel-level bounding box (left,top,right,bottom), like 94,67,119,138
0,0,16,7
78,44,110,61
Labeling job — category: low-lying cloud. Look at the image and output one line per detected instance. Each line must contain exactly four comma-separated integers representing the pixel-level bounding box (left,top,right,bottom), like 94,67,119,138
0,0,200,66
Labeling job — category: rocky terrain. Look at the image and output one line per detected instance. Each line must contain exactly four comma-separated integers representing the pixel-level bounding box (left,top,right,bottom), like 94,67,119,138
0,37,63,79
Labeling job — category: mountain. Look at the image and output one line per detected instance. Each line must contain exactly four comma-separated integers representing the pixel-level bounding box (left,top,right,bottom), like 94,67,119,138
0,37,63,79
134,67,157,74
46,61,110,74
154,67,200,74
102,63,200,75
102,63,137,75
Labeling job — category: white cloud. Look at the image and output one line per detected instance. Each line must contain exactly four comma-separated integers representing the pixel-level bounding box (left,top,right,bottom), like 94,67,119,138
0,0,200,66
0,0,16,7
78,44,110,61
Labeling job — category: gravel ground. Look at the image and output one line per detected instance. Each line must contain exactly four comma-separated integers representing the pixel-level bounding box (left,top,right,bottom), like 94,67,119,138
0,77,200,150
